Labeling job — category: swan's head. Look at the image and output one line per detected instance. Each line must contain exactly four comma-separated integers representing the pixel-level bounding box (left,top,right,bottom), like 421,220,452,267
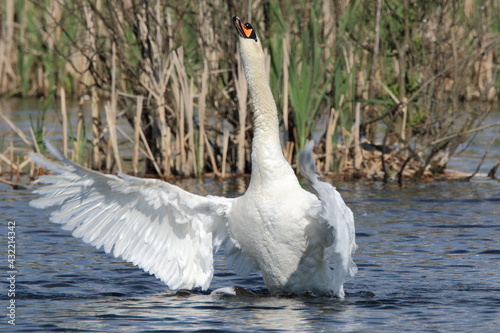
233,16,264,65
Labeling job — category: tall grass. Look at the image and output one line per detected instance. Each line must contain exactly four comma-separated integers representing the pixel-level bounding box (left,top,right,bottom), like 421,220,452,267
287,5,333,151
0,0,499,181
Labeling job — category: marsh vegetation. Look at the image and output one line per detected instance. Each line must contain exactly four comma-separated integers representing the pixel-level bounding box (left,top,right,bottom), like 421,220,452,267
0,0,499,181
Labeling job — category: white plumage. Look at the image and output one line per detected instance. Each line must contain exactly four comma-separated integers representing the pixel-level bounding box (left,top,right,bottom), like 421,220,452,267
30,16,356,298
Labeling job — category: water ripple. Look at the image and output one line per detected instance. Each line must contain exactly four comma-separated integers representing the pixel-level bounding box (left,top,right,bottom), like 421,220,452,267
3,180,499,332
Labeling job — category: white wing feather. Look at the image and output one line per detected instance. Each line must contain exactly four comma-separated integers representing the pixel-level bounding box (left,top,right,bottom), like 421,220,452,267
299,140,357,297
29,144,234,291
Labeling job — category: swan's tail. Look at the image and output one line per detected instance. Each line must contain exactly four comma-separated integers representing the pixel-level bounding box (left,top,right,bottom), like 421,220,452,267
299,140,357,298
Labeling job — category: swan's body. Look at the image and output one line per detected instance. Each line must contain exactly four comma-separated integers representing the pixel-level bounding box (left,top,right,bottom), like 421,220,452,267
30,17,356,297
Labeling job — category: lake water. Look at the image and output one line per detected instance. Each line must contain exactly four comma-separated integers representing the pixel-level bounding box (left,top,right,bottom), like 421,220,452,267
1,176,499,332
1,100,499,331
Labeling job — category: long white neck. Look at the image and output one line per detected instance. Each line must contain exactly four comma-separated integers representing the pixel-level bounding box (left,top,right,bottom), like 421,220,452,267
242,51,294,186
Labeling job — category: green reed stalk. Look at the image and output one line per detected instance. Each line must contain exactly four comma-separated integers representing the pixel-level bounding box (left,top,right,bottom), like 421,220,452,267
288,7,332,151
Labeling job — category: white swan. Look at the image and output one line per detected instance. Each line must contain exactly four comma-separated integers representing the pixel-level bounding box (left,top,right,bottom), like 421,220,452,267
29,16,357,298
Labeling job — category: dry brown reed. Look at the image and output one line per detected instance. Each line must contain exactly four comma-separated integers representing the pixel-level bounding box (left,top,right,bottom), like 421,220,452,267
0,0,16,96
59,87,68,157
0,0,499,182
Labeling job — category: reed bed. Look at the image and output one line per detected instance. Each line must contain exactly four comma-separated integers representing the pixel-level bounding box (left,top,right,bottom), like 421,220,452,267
0,0,499,182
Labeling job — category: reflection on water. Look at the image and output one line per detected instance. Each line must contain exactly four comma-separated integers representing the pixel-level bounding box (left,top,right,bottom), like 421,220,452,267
26,291,364,332
1,177,499,332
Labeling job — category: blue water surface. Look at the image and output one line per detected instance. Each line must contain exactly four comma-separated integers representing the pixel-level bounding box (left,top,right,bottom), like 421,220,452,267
1,177,499,332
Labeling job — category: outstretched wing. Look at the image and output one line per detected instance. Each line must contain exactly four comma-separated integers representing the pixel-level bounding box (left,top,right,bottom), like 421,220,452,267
29,143,233,291
299,141,357,298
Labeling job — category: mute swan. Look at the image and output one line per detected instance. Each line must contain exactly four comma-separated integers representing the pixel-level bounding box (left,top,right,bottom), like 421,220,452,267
29,16,357,298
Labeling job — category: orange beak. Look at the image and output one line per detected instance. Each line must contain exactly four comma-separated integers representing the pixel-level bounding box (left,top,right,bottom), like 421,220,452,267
233,16,257,41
